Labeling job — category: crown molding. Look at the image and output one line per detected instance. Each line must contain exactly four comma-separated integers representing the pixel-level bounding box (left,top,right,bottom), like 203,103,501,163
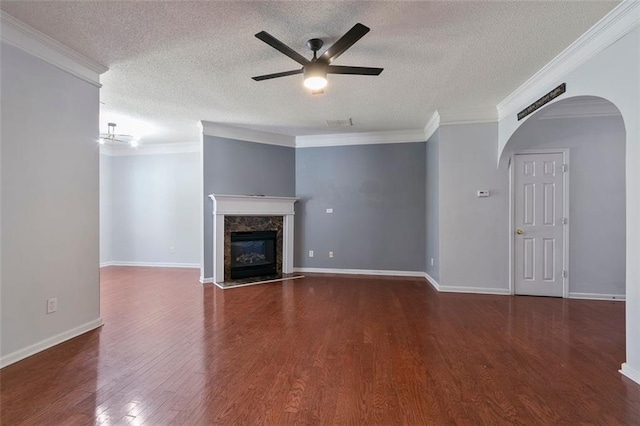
100,142,200,156
201,123,427,148
424,111,440,141
201,121,296,148
295,129,427,148
437,106,498,125
1,11,108,87
423,107,498,141
497,0,639,121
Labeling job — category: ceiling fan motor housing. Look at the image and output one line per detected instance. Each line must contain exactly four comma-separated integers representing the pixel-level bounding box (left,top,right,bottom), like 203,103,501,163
306,38,324,53
304,61,327,79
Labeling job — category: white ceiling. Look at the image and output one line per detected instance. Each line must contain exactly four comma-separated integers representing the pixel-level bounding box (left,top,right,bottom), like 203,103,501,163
0,1,619,145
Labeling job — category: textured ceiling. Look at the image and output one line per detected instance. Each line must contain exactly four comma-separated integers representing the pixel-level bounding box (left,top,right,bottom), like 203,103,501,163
0,1,619,145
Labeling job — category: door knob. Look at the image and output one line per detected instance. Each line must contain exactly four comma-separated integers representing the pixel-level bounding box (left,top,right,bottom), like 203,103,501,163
516,229,524,235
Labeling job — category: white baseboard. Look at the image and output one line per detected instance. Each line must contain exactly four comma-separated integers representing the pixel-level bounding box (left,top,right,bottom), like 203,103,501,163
0,318,103,369
101,261,200,269
620,363,640,385
200,276,214,284
424,272,440,291
293,267,425,278
437,285,511,295
424,272,509,295
568,292,625,301
294,268,508,295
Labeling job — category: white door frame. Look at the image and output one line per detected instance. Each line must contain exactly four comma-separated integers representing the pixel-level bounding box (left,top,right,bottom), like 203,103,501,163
508,149,570,297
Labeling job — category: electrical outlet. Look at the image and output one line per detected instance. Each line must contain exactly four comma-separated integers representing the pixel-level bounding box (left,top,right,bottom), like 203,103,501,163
170,246,175,254
329,251,334,258
308,250,314,258
430,258,434,266
47,297,57,314
326,208,333,214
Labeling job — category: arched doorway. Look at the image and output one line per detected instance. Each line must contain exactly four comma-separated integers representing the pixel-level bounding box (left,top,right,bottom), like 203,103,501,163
502,96,625,299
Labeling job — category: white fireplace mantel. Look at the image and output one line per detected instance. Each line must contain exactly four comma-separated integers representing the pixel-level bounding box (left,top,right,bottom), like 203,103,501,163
209,194,298,284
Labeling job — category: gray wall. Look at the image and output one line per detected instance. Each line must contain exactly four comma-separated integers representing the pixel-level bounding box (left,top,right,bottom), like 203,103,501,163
508,114,626,295
100,154,112,264
202,136,296,278
107,152,200,266
295,143,426,272
439,123,510,291
1,43,100,361
425,130,440,282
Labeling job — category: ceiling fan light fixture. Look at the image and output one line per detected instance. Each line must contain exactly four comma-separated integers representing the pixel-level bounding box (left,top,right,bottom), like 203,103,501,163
252,23,382,93
304,76,327,90
303,63,328,90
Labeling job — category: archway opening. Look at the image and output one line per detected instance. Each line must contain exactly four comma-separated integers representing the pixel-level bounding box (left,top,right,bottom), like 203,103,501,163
504,96,626,299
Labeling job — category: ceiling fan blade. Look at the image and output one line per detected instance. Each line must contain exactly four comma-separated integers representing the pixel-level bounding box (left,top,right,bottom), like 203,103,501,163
255,31,310,65
252,69,303,81
327,65,383,75
320,23,370,63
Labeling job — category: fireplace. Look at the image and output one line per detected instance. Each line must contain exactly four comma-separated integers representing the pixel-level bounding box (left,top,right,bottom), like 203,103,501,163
230,230,277,279
209,194,298,285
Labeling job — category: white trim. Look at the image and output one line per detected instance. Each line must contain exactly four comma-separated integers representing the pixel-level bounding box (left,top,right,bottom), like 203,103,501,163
201,121,296,148
198,121,206,288
568,292,625,301
0,318,103,368
295,129,427,148
510,149,570,298
209,194,298,215
497,1,639,121
200,276,214,284
424,111,440,141
508,155,515,294
103,261,200,268
293,267,425,278
100,261,114,268
0,11,107,87
424,272,440,291
100,142,200,156
438,106,498,125
620,363,640,385
436,285,511,295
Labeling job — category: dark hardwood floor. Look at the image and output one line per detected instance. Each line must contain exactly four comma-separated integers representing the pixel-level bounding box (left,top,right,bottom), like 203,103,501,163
1,267,638,425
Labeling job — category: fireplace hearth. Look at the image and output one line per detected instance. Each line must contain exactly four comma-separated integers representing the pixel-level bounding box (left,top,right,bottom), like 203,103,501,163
230,230,277,279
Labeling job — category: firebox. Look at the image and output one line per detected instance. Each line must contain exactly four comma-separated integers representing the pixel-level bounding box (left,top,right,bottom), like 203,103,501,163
229,230,277,279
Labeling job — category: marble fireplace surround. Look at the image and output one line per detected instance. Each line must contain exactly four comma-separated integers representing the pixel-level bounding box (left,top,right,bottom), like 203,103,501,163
209,194,298,285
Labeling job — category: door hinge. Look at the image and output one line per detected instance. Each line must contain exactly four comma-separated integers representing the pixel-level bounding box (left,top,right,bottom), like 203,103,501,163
562,217,568,225
562,270,568,278
562,164,568,172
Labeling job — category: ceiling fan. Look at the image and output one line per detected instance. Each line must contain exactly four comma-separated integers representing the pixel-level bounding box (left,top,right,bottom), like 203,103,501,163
252,23,383,94
99,122,139,147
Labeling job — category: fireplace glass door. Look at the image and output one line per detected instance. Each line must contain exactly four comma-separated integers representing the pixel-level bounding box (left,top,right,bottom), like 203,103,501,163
230,230,277,279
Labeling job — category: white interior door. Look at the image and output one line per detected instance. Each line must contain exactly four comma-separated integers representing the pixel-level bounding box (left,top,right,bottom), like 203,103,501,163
514,152,566,297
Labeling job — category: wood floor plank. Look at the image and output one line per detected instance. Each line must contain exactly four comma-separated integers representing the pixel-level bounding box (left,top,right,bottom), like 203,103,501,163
1,267,638,425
